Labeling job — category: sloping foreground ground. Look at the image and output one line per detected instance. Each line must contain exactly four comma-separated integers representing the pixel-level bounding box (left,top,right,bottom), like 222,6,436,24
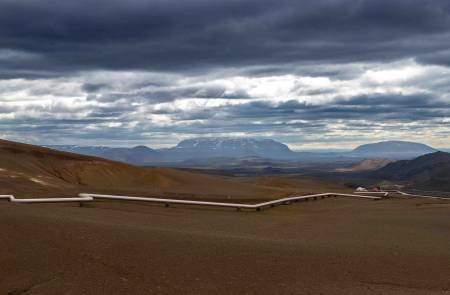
1,196,450,294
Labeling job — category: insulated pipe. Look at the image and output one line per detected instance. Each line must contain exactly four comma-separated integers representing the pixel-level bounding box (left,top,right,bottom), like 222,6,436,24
0,193,381,210
0,195,93,203
79,192,382,211
10,191,446,211
393,190,450,200
80,193,256,209
353,191,389,197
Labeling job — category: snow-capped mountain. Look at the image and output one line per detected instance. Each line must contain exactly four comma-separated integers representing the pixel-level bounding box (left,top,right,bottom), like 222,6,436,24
164,137,296,160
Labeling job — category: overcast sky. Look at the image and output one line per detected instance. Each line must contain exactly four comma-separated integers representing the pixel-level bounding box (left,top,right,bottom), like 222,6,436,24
1,0,450,149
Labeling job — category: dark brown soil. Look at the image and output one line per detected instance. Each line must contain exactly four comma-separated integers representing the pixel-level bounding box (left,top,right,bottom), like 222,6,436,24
1,196,450,294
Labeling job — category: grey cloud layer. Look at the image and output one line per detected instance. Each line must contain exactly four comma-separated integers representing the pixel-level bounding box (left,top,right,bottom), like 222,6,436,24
1,0,450,148
155,93,450,124
1,0,450,76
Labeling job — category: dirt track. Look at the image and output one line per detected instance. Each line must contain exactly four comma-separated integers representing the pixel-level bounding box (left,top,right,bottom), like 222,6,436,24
1,196,450,294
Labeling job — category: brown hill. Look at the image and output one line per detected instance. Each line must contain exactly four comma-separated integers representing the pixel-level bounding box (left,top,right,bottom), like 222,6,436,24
373,151,450,190
0,139,346,199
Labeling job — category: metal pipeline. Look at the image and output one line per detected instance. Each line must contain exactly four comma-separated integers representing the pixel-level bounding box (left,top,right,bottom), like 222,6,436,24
4,190,446,211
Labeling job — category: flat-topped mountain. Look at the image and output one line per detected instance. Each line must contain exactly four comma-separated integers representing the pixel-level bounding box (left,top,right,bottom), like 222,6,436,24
350,141,436,159
164,137,296,160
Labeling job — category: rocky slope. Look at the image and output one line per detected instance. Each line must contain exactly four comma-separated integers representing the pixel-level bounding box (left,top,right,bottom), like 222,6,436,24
373,151,450,190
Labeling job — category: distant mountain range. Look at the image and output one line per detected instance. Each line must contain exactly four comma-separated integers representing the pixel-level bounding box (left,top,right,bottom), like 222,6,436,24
373,151,450,190
47,138,300,165
46,145,161,165
47,138,442,166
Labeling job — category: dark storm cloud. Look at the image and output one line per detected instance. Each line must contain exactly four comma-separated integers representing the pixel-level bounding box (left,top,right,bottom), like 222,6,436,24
84,83,251,103
141,85,251,100
1,0,450,77
417,49,450,67
82,83,109,93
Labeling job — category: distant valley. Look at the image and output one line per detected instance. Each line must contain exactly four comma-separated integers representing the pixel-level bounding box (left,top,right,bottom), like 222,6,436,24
42,138,450,191
1,137,449,194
